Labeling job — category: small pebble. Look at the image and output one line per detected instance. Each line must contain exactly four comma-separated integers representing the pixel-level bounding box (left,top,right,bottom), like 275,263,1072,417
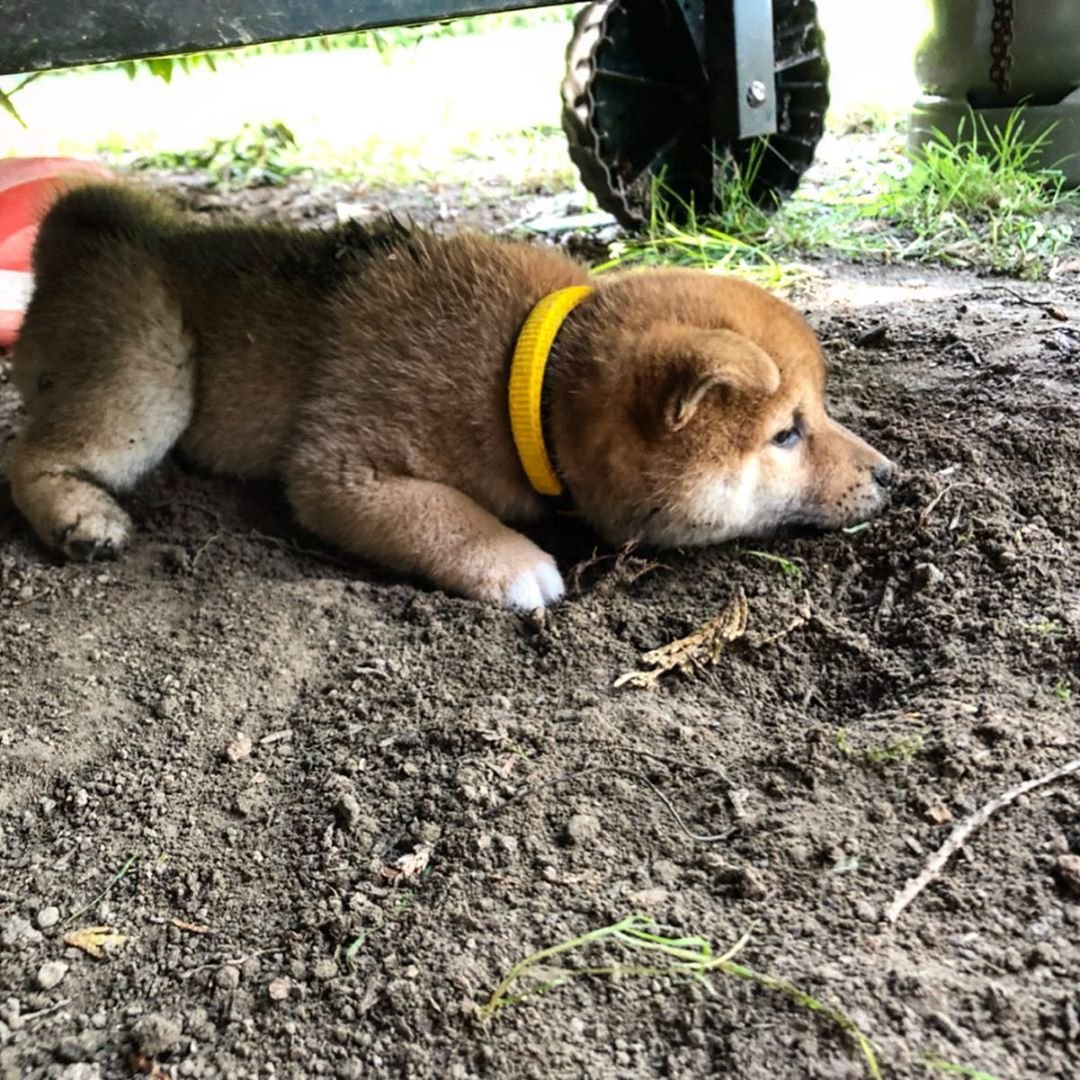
132,1011,182,1056
225,734,252,763
1,915,42,950
912,563,945,590
215,965,241,991
651,859,681,886
58,1066,101,1080
627,887,668,908
36,961,69,990
311,958,338,981
335,793,363,831
36,906,60,930
1027,942,1057,969
267,977,290,1001
1056,853,1080,895
854,899,879,923
735,866,769,900
565,813,601,845
160,545,191,572
152,696,179,720
855,324,889,348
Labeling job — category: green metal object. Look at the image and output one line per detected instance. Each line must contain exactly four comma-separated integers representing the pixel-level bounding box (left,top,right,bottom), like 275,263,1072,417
909,0,1080,185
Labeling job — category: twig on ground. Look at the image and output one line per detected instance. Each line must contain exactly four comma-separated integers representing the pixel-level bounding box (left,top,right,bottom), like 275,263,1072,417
610,744,734,786
638,776,737,844
191,533,221,571
18,998,72,1023
567,541,664,596
885,757,1080,923
873,580,896,633
918,484,958,527
986,284,1069,321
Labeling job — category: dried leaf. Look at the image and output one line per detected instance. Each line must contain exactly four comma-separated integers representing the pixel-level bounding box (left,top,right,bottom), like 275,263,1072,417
63,925,128,958
614,590,749,689
379,842,432,883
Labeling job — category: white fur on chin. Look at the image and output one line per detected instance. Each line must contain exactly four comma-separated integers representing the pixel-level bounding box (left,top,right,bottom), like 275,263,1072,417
649,461,787,546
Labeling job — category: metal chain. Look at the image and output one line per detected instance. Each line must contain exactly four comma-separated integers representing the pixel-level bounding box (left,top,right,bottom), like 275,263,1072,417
988,0,1015,95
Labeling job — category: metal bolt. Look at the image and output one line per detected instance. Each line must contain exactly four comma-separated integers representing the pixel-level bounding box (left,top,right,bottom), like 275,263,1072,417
746,80,768,107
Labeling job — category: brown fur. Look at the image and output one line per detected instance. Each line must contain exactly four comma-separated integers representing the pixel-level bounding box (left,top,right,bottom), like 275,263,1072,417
6,183,895,608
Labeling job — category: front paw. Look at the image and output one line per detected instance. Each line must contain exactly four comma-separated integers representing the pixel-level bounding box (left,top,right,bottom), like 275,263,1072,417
502,556,565,611
460,534,565,611
52,500,131,562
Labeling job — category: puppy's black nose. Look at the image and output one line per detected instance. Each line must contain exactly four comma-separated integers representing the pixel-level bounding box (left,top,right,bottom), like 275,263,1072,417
872,462,896,489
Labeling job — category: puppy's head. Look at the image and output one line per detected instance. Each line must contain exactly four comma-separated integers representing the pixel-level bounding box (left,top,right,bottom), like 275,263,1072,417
550,271,895,546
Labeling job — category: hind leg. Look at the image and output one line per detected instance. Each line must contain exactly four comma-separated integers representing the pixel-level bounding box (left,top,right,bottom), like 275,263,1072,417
7,262,193,560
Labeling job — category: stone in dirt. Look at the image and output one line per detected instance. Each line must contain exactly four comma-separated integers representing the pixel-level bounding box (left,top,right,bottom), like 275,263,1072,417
1,916,42,950
565,813,602,845
1056,854,1080,895
225,734,253,763
36,907,60,930
58,1066,101,1080
36,960,68,990
132,1012,182,1056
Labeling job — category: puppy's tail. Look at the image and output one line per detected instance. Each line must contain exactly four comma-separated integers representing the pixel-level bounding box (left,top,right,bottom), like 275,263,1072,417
32,182,172,278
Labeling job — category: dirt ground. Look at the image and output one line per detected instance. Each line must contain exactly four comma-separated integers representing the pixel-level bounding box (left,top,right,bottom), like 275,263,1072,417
1,146,1078,1080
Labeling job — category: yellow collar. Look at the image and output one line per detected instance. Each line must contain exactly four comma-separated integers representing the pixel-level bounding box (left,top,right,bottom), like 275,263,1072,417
508,284,592,496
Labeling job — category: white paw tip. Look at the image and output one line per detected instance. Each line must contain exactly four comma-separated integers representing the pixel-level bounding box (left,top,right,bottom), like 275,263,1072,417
504,561,565,611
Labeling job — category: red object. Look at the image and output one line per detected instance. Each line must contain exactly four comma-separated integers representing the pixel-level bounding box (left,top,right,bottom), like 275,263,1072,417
0,157,113,347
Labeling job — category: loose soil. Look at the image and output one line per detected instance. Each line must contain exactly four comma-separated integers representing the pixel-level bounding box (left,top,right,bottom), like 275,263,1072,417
1,150,1078,1080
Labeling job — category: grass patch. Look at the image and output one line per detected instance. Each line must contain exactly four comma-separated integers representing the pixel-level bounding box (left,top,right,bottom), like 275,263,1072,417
343,878,427,965
479,914,881,1078
873,112,1076,277
597,151,816,290
604,110,1076,281
1053,679,1073,706
743,549,805,588
920,1055,1003,1080
131,121,306,187
836,726,926,767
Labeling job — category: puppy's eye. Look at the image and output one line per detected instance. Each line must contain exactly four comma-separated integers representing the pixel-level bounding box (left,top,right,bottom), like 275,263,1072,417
772,427,802,449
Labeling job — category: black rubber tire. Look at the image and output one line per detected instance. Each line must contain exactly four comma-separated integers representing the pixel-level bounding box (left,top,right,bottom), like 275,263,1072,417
561,0,830,227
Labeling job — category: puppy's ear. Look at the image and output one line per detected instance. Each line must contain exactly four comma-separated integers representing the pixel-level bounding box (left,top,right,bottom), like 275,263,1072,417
639,325,780,434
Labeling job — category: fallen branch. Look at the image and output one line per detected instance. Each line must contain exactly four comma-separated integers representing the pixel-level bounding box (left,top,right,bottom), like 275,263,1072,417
884,757,1080,923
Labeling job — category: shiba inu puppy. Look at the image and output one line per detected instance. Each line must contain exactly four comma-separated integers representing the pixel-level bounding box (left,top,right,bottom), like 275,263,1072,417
6,184,895,609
